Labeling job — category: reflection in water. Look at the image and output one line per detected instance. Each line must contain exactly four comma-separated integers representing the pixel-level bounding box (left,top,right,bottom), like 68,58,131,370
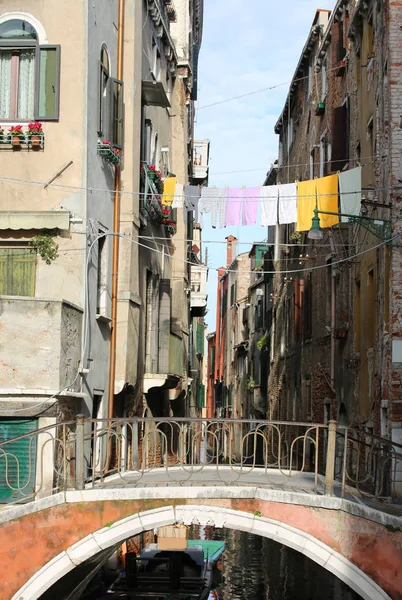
202,528,362,600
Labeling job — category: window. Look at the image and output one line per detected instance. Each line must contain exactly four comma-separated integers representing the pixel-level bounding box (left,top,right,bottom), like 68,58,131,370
96,229,108,316
0,247,36,296
303,273,312,341
321,56,327,100
151,37,161,81
355,279,361,352
307,61,313,97
230,282,236,307
0,19,60,120
367,116,374,155
97,44,123,148
98,45,110,137
288,117,293,148
310,150,314,179
367,14,374,59
331,101,349,170
367,269,375,348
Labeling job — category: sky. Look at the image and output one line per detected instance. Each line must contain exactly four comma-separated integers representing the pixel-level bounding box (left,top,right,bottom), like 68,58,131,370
194,0,329,331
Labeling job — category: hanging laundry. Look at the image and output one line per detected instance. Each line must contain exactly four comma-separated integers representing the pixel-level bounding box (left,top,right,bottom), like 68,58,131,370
162,176,177,206
198,187,214,227
184,185,201,222
316,174,339,228
260,186,278,226
339,167,362,222
216,187,227,228
199,187,226,228
242,187,259,226
278,183,297,225
296,180,317,231
225,188,242,227
172,182,184,209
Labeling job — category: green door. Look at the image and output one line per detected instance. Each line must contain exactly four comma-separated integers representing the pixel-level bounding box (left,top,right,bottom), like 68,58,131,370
0,419,38,503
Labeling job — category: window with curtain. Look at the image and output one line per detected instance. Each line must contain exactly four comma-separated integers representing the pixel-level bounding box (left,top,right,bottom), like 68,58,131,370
0,18,60,121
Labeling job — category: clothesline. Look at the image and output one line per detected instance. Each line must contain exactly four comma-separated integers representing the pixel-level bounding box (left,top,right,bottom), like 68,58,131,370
161,167,374,230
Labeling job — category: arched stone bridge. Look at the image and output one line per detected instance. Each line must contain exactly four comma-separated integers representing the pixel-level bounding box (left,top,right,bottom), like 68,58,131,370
0,417,401,599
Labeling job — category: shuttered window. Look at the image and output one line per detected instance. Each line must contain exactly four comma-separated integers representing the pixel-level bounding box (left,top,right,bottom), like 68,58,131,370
331,105,349,171
0,418,38,503
0,247,36,296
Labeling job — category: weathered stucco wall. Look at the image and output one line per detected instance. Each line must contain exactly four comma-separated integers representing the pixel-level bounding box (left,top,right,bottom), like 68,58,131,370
0,298,82,391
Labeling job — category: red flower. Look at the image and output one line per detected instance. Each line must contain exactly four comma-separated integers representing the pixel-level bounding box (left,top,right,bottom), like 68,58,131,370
28,121,43,135
9,125,23,134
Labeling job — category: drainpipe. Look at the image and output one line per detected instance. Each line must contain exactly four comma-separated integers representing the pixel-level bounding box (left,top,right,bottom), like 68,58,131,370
329,232,336,394
108,0,125,419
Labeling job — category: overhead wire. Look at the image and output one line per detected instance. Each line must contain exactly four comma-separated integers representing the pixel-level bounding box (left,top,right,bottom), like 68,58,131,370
195,61,361,111
0,173,400,201
117,231,398,276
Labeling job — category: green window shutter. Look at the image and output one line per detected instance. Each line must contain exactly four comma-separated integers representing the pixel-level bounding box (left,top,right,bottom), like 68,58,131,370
0,248,36,296
35,45,61,120
196,323,204,356
0,419,38,503
109,77,124,149
255,246,265,269
196,381,205,408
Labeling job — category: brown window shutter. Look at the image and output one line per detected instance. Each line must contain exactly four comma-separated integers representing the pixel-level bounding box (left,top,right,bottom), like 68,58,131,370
331,22,341,66
331,106,348,171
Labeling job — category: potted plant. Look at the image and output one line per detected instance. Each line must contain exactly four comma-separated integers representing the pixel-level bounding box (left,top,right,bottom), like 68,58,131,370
97,140,121,166
146,165,164,193
315,101,325,116
9,125,25,147
0,127,4,144
27,121,43,148
164,220,176,236
289,231,303,245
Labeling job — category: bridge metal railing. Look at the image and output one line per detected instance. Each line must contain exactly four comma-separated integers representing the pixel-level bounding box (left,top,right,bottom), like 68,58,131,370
0,417,401,506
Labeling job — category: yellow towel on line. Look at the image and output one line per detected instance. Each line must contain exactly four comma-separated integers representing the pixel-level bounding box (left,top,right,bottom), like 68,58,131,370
296,180,317,231
316,174,339,228
162,176,177,206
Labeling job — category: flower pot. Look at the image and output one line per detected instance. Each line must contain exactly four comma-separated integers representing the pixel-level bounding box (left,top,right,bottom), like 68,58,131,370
12,136,22,147
30,134,41,148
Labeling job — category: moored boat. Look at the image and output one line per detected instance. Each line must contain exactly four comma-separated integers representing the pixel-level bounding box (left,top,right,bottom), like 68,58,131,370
100,540,225,599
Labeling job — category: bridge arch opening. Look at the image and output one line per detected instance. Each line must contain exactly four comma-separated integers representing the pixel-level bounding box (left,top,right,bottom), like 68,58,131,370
13,504,391,600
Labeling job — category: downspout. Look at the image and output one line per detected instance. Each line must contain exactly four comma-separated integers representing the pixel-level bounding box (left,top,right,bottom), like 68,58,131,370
108,0,125,419
329,232,336,394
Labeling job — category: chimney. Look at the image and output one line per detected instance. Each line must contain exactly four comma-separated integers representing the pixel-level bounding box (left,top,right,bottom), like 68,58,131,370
226,236,237,267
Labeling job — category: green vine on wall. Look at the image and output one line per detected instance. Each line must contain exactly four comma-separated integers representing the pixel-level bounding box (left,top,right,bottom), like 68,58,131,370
257,334,268,352
29,230,59,265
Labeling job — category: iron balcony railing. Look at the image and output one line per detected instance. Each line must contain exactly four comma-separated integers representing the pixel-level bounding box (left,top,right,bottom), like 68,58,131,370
0,417,401,507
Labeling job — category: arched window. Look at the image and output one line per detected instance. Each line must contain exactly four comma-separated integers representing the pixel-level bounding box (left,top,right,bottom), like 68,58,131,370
0,17,60,121
98,45,110,136
97,44,123,148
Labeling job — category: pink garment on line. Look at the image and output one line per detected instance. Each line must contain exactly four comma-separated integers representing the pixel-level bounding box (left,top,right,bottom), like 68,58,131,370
242,187,259,225
225,188,242,226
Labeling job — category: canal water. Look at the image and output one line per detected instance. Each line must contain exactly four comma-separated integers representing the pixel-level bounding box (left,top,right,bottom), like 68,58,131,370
203,528,362,600
80,527,362,600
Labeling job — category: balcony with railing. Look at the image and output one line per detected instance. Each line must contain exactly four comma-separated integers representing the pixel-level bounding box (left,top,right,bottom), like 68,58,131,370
192,140,210,183
140,163,176,235
190,264,208,316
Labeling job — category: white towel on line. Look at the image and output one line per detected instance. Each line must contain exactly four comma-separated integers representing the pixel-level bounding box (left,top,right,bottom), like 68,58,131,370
260,186,278,226
278,183,297,225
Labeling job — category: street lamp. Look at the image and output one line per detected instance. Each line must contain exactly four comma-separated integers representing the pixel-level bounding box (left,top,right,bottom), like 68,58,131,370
307,207,392,241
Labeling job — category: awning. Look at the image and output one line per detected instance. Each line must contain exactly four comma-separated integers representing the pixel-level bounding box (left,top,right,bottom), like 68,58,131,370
0,211,70,231
142,81,171,108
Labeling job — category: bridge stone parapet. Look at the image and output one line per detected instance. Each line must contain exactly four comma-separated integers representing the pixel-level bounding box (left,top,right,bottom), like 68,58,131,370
0,486,401,600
